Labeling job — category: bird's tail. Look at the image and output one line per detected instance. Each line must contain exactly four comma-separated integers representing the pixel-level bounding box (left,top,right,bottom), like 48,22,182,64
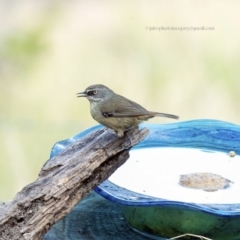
150,112,179,119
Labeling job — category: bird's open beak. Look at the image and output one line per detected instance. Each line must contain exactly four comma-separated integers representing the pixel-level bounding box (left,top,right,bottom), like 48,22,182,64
76,91,87,97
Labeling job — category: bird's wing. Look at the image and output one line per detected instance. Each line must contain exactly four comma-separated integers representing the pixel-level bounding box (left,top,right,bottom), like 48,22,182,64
101,94,149,118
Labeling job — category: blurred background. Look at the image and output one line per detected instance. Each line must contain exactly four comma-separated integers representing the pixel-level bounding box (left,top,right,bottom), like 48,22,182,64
0,0,240,200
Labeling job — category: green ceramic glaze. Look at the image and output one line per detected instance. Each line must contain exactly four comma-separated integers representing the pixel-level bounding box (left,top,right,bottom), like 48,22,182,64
124,205,240,239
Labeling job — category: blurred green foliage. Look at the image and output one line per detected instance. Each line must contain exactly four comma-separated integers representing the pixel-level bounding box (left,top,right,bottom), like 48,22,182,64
0,1,240,200
3,30,46,67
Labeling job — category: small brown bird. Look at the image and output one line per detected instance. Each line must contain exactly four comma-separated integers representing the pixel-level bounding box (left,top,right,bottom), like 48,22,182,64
77,84,179,137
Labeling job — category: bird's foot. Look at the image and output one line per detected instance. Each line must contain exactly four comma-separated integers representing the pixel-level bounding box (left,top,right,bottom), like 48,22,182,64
116,131,124,138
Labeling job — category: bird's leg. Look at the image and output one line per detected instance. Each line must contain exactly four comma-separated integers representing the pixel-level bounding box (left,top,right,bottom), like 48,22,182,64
117,130,124,138
105,128,121,138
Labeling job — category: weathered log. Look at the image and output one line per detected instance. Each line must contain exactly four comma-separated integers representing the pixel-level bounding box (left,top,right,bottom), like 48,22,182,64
0,127,149,240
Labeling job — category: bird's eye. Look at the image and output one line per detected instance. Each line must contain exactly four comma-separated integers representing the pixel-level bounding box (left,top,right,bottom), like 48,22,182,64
87,90,97,96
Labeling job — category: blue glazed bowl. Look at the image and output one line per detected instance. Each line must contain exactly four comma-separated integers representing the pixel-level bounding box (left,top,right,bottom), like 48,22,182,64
50,120,240,240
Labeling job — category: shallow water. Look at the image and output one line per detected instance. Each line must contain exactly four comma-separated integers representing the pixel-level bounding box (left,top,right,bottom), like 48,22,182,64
109,147,240,204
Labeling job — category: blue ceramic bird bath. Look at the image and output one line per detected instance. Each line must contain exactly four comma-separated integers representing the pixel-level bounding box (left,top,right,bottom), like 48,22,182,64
51,119,240,240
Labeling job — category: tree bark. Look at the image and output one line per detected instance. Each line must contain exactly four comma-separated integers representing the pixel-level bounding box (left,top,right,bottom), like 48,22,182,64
0,127,149,240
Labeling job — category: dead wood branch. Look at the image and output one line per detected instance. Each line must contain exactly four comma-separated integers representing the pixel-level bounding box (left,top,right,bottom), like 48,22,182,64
0,127,149,240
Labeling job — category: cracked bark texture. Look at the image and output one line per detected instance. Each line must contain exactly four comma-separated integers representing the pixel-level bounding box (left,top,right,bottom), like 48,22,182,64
0,127,149,240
